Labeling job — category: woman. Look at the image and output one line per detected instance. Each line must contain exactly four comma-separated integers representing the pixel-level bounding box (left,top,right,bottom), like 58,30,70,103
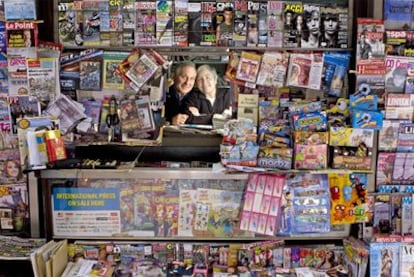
4,159,23,180
184,65,231,125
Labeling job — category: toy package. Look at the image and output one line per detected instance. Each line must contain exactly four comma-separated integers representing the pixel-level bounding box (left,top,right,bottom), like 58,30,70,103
351,109,383,130
278,174,330,235
329,127,375,148
294,144,328,170
292,112,327,131
329,173,368,225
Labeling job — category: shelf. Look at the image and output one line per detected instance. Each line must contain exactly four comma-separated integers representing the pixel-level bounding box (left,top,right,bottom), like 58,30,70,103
61,45,353,54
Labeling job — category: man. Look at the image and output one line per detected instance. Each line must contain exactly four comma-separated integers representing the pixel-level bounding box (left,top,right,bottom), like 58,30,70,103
301,10,321,48
216,6,234,46
321,13,339,48
165,62,197,125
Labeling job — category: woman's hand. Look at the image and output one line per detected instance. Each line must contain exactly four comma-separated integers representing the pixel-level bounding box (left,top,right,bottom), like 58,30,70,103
188,106,200,116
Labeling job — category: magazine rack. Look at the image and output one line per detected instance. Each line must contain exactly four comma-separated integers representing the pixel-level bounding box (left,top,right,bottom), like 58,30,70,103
38,168,351,241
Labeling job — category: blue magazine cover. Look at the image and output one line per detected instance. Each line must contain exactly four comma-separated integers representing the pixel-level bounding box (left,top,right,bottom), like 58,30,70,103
384,0,413,30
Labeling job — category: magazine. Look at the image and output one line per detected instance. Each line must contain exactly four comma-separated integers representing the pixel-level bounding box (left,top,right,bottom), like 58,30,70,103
385,56,414,93
236,51,262,84
102,51,129,90
356,18,385,64
7,56,28,96
200,0,216,46
135,1,157,46
79,60,102,91
246,0,260,47
125,53,159,90
267,1,283,47
233,0,247,47
370,242,402,277
6,21,38,58
27,57,60,102
4,0,36,21
286,52,324,90
156,0,173,46
283,1,302,48
400,244,414,277
256,51,289,88
188,1,202,46
383,0,413,31
174,0,189,47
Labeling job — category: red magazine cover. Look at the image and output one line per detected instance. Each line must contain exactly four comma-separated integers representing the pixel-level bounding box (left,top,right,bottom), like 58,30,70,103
6,21,38,58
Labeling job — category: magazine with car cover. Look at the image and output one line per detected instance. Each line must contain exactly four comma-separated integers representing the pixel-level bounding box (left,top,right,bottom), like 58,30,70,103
384,0,413,31
256,51,289,88
125,52,159,90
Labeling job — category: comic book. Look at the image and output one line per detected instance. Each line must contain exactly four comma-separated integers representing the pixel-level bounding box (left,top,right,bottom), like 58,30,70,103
132,180,155,236
7,56,28,96
370,242,402,277
383,0,413,31
236,51,262,84
286,52,323,90
174,0,188,47
177,189,196,237
125,52,159,90
200,0,216,46
188,2,202,46
79,60,102,91
102,51,129,90
26,57,59,103
282,1,302,48
385,56,414,93
135,2,157,46
156,0,173,46
246,1,260,47
267,1,283,47
6,21,38,58
233,0,247,47
256,51,289,88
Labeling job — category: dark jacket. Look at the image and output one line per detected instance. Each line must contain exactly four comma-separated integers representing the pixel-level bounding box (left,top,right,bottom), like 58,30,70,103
183,88,231,125
164,85,193,123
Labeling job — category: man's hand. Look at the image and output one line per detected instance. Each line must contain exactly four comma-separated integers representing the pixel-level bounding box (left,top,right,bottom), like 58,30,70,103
172,114,189,125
